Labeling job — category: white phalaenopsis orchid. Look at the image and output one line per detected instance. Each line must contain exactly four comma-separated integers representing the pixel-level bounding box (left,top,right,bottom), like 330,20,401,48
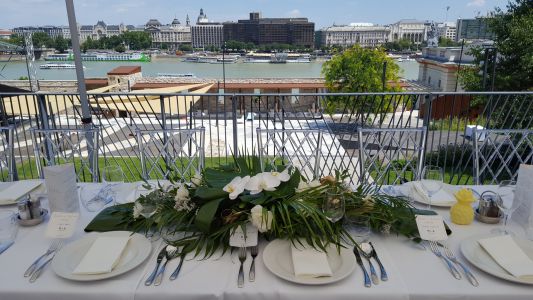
269,169,290,182
223,176,250,200
296,179,321,192
133,202,143,219
250,205,273,233
246,172,281,194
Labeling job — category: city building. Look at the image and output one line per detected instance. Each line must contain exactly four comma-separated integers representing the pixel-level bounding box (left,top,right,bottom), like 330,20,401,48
223,12,314,47
0,30,12,40
317,23,390,48
59,26,71,39
437,22,456,41
12,26,63,39
388,19,428,44
455,18,495,42
416,46,475,91
191,9,224,48
144,18,191,50
79,21,128,42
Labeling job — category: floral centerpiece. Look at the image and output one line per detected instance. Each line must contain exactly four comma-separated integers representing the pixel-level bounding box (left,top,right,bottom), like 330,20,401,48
107,156,420,256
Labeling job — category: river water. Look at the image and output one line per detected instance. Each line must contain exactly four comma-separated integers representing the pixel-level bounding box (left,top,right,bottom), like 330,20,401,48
0,57,419,81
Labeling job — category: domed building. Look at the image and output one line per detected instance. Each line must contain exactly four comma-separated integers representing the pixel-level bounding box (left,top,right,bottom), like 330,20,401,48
144,18,191,50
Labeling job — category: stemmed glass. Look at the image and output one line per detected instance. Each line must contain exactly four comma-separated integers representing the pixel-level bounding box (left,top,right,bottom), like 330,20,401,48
493,180,518,235
421,165,444,209
80,165,125,212
322,189,345,223
135,184,157,219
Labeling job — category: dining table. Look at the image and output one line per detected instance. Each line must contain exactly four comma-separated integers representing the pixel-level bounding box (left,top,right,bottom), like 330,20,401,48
0,181,532,300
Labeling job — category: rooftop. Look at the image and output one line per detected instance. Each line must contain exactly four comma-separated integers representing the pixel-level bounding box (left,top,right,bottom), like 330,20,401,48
107,66,142,75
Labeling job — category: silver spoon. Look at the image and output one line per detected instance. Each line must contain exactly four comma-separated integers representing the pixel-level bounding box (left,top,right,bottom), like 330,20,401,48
360,243,379,285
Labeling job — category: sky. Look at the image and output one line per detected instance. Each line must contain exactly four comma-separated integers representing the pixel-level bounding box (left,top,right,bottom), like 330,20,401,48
0,0,510,29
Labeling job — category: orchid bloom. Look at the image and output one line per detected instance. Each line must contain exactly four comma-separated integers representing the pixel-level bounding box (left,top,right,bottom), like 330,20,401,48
223,176,250,200
246,173,281,194
269,169,290,182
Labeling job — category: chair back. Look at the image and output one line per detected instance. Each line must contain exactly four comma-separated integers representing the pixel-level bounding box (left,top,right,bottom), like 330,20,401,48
0,126,15,181
473,128,533,184
136,127,205,180
357,127,427,185
256,128,323,180
31,127,100,182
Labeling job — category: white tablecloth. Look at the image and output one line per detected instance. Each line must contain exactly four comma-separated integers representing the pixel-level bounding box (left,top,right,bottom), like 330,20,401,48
1,183,532,300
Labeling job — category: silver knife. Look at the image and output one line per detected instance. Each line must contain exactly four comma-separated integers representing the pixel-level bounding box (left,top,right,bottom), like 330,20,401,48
353,246,371,288
0,241,14,255
145,246,167,286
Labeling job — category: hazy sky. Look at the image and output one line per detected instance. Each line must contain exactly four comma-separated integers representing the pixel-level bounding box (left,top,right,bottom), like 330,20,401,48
1,0,510,29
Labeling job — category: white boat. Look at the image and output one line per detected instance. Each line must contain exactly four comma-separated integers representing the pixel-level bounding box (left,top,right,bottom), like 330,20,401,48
39,63,85,69
156,73,196,78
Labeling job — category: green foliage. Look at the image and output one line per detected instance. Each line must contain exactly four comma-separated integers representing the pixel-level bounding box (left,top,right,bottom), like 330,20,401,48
384,38,414,51
17,76,29,80
438,37,460,47
459,0,533,91
86,156,418,257
178,44,192,52
31,32,54,48
53,36,68,53
114,44,126,53
322,44,402,92
80,31,152,51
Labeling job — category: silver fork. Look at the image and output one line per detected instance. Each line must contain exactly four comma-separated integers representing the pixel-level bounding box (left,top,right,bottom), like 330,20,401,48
249,246,258,282
29,242,63,283
154,245,178,286
24,240,63,277
428,241,462,280
441,244,479,286
237,247,246,288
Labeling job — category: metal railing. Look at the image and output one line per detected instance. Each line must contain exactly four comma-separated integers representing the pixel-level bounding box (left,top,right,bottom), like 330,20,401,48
1,91,532,184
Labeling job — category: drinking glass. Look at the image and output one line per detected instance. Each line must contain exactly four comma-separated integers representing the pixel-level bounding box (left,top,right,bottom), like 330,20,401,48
322,190,345,223
102,165,125,184
421,165,444,209
135,184,157,219
0,211,18,245
493,180,518,235
80,184,114,212
344,215,370,244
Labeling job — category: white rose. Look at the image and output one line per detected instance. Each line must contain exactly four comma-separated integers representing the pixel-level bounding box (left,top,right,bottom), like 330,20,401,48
175,185,190,201
133,202,143,219
191,173,202,186
249,205,273,233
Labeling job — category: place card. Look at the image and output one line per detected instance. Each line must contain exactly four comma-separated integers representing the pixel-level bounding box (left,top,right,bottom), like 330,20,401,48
415,215,448,241
45,212,80,239
229,223,258,247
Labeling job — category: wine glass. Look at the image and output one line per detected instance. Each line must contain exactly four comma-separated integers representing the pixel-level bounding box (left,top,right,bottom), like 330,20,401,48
493,180,518,235
322,190,345,223
421,165,444,209
344,215,370,244
135,184,157,219
102,165,125,186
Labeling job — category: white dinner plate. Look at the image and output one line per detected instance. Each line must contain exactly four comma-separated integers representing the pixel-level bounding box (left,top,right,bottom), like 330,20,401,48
262,239,356,285
460,233,533,285
52,231,152,281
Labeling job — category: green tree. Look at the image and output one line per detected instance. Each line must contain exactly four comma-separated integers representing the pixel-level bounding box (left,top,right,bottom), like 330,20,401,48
53,36,68,53
322,45,402,113
178,44,192,52
31,32,52,48
459,0,533,91
438,37,460,47
114,44,126,53
7,34,24,46
122,31,152,50
398,38,413,50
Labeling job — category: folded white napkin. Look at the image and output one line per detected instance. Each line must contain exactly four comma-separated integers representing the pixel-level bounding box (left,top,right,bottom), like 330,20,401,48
478,235,533,280
410,181,456,206
0,181,42,204
291,241,332,278
72,236,131,275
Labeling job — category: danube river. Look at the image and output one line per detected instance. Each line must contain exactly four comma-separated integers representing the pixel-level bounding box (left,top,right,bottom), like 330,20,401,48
0,57,419,80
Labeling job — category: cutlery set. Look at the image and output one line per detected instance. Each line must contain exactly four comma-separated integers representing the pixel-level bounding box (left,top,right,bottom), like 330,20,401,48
353,242,387,288
426,240,479,286
24,240,63,283
145,245,182,286
237,246,259,288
